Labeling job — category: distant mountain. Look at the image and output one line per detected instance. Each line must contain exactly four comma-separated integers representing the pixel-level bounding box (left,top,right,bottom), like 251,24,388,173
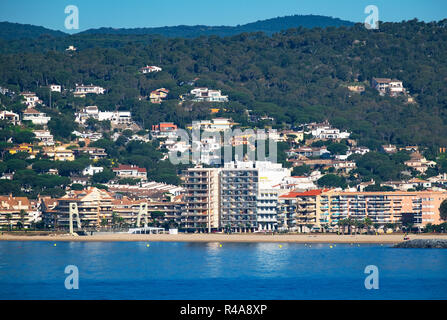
0,22,67,40
79,15,355,38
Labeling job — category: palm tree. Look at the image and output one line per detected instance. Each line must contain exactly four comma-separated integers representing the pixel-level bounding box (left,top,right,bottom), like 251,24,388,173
364,217,373,234
5,213,12,231
19,210,26,230
337,219,346,235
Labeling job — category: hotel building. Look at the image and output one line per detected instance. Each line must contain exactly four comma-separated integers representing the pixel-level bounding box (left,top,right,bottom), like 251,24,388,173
182,167,220,232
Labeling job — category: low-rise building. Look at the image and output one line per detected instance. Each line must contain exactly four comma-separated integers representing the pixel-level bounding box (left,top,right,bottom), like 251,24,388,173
140,65,162,74
189,88,229,102
49,84,61,92
112,164,147,181
371,78,405,96
82,165,104,176
22,108,51,125
74,147,107,160
21,92,42,107
33,130,54,146
43,145,75,161
0,110,20,125
74,84,106,97
150,88,169,103
0,195,40,228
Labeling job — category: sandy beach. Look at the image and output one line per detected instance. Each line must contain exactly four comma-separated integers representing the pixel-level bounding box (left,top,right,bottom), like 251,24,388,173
1,233,447,243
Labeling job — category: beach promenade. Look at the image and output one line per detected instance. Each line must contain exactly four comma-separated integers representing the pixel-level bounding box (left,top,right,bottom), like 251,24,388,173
1,233,447,243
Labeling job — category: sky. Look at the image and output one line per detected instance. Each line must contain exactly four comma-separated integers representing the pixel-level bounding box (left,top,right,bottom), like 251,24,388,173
0,0,446,33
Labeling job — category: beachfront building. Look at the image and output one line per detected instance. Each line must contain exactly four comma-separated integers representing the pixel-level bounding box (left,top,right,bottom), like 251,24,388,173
277,190,447,232
182,167,220,232
257,189,281,232
0,195,40,228
220,162,259,232
48,187,114,229
278,190,330,233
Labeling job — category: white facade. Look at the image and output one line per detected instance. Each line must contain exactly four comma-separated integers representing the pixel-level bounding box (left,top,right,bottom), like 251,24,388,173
0,110,20,125
75,106,132,125
191,118,235,132
190,88,229,102
50,84,61,92
82,165,104,176
74,84,106,96
33,130,54,145
311,126,350,139
140,65,162,74
21,92,42,107
22,108,51,125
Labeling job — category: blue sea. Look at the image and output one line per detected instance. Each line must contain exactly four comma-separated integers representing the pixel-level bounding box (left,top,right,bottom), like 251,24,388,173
0,241,446,300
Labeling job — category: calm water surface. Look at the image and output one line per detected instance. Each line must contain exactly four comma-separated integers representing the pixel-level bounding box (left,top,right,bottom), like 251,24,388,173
0,241,446,300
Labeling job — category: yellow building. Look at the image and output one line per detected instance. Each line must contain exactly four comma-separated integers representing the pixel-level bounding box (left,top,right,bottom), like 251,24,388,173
7,143,37,158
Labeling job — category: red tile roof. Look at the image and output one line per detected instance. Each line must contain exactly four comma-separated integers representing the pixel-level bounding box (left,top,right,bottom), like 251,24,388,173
279,189,330,198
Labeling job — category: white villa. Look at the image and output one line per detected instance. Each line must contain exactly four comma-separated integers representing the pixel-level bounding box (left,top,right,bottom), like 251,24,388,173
74,84,106,97
190,88,229,102
0,110,20,125
22,108,51,125
140,65,162,74
75,106,132,125
49,84,61,92
33,130,54,146
21,92,42,107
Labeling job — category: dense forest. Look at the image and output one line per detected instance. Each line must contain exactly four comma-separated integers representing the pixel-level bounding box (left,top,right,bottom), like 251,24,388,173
79,15,354,38
0,19,447,152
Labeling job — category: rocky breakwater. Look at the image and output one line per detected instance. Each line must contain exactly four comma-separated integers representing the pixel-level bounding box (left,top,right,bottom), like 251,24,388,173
394,239,447,248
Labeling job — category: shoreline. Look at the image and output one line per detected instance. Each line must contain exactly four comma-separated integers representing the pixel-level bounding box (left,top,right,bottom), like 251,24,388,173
1,233,447,244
